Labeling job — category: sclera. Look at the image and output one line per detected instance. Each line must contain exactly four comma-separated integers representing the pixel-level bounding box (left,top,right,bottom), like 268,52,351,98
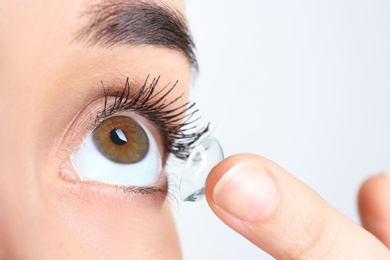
180,136,224,202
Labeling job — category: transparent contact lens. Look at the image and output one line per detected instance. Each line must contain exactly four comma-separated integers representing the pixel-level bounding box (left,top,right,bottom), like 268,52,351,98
180,136,224,202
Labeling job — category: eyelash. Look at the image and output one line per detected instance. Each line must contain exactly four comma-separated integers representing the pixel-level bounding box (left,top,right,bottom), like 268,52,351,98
91,75,209,200
95,75,209,160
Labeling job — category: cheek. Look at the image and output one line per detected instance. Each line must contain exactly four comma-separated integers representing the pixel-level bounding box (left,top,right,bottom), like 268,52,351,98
0,156,180,259
49,181,181,259
0,92,45,258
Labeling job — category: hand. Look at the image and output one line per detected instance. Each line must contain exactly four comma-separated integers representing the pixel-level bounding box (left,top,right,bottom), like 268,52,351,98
205,154,390,259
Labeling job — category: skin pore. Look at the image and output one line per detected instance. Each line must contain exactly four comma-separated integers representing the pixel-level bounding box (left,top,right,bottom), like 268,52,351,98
0,0,191,258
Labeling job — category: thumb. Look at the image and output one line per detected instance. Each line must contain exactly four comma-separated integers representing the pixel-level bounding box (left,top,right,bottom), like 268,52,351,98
205,154,389,259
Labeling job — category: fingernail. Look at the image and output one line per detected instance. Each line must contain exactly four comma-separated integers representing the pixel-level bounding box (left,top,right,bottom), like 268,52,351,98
213,162,277,222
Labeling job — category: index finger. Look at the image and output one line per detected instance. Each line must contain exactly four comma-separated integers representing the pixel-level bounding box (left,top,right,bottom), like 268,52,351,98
206,154,389,259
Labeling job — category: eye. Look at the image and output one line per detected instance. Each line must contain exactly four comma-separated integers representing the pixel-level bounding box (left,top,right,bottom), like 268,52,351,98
70,115,162,187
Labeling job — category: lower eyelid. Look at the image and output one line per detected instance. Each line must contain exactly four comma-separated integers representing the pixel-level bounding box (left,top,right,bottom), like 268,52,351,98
59,159,169,205
65,182,167,209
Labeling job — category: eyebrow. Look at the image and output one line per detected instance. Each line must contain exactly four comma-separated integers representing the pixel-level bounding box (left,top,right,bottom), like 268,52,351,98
76,0,197,70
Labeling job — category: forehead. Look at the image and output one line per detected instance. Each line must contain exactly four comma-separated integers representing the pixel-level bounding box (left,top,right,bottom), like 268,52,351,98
0,0,187,19
0,0,193,149
0,0,187,30
0,0,191,60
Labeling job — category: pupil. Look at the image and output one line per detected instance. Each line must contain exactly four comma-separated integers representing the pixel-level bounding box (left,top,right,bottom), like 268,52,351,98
110,129,127,146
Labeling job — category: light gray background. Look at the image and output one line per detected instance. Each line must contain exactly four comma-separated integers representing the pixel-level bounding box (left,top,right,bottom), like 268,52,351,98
176,1,390,259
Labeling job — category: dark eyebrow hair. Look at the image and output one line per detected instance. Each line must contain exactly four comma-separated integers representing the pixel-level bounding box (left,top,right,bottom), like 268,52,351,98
76,0,197,70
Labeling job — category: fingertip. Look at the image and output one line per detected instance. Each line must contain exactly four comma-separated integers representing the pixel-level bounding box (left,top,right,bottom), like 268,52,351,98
359,173,388,191
205,154,251,201
205,153,264,203
358,173,390,247
205,154,279,222
358,173,390,214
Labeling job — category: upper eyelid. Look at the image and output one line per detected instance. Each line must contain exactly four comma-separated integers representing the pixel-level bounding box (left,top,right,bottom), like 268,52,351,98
94,76,181,160
55,75,209,169
94,75,210,161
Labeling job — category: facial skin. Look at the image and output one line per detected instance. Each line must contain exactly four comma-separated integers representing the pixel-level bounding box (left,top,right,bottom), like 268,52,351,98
0,0,191,258
2,1,390,259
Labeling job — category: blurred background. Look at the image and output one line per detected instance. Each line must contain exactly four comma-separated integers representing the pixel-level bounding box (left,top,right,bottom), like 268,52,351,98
176,1,390,259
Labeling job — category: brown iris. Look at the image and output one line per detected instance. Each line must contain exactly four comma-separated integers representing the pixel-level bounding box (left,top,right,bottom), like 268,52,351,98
92,116,149,164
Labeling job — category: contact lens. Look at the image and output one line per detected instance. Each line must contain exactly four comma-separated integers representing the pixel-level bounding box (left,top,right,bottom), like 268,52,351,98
180,136,224,202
